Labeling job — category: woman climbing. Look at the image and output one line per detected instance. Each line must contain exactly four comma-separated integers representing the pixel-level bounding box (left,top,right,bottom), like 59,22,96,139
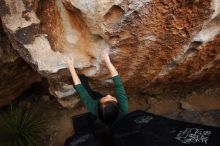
63,49,128,125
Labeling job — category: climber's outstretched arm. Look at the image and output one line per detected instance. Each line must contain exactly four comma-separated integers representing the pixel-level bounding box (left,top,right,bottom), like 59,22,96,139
63,56,98,115
102,49,128,115
63,56,81,85
102,49,118,77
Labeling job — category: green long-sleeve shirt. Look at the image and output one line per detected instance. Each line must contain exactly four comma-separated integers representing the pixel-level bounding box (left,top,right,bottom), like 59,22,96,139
75,75,128,121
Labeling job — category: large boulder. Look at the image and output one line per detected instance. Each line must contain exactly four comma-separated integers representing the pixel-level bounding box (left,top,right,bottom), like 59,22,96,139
0,19,42,106
0,0,220,107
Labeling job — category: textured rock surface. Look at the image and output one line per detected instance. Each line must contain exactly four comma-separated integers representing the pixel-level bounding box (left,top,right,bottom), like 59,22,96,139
0,0,220,106
180,88,220,112
0,20,42,106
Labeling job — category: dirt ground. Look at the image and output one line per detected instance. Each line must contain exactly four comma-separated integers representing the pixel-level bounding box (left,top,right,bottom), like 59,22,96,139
28,87,220,146
4,87,219,146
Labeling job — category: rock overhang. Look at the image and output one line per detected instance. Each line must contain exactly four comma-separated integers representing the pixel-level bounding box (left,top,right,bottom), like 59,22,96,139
0,0,220,104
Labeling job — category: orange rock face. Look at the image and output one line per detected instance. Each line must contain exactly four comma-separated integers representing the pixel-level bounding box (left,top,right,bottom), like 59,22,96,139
0,0,219,107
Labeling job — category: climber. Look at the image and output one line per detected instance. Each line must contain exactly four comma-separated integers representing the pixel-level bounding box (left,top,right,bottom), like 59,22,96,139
63,49,128,125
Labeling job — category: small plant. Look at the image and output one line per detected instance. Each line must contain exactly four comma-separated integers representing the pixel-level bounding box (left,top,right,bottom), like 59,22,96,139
0,106,45,146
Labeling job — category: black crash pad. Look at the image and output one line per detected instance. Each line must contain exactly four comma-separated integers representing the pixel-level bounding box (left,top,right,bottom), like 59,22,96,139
65,110,220,146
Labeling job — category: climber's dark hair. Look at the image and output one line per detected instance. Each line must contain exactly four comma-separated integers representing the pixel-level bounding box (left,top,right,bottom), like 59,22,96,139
101,125,116,146
98,100,119,125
